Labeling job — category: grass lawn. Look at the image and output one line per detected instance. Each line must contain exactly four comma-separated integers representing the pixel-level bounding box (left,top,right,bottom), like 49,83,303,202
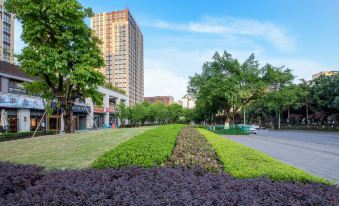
0,127,155,170
199,128,328,184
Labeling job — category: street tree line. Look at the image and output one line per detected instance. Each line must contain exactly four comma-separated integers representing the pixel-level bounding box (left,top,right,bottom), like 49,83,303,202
188,51,339,129
116,102,194,127
245,74,339,129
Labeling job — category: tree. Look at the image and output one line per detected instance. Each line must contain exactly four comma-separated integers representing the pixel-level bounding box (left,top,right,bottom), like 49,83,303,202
293,79,312,125
116,103,128,127
6,0,105,133
167,103,183,123
309,74,339,114
152,102,168,124
188,51,291,127
188,51,240,126
182,108,195,124
262,65,295,129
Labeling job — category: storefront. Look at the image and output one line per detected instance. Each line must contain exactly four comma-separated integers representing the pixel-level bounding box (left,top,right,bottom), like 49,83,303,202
0,93,45,133
106,107,115,125
94,106,105,128
72,105,90,130
30,110,45,131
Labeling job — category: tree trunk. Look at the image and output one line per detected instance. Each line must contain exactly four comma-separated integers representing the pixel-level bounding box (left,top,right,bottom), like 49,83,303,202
224,116,230,129
64,105,74,133
287,107,290,127
278,111,281,129
306,104,309,127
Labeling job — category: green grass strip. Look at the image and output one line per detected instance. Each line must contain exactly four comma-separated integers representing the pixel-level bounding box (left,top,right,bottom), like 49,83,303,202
199,128,329,184
93,124,184,169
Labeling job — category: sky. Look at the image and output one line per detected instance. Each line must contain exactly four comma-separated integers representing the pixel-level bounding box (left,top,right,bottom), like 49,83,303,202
14,0,339,100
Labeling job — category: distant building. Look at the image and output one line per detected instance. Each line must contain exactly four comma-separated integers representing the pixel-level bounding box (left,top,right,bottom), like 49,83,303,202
312,71,338,80
0,0,15,63
144,96,174,105
182,94,195,109
90,9,144,105
176,100,183,106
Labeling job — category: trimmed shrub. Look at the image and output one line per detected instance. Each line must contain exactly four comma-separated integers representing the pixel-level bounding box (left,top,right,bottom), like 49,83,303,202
0,162,43,199
199,129,329,184
92,124,184,169
167,127,222,172
0,162,338,205
0,131,56,142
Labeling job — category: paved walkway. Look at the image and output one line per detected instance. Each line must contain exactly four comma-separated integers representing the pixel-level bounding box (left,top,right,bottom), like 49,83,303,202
225,130,339,184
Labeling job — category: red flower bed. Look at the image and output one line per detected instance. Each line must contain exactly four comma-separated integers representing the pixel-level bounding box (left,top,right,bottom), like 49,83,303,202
1,162,338,205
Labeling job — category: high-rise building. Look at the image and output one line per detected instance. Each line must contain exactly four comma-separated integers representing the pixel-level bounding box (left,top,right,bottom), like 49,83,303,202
90,9,144,105
312,71,338,80
182,94,195,109
144,96,174,105
0,0,14,63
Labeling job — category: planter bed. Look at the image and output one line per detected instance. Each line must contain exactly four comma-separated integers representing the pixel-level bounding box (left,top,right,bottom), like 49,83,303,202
166,127,222,172
1,162,338,205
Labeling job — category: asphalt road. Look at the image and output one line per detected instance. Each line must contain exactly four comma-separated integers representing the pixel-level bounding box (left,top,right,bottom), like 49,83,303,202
225,130,339,184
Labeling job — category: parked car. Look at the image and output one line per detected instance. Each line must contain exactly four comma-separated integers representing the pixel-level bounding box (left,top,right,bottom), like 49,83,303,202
249,126,257,134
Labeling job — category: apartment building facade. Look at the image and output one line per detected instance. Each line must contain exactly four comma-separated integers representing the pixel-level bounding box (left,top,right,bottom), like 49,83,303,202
312,71,338,80
144,96,174,105
0,0,14,63
90,9,144,105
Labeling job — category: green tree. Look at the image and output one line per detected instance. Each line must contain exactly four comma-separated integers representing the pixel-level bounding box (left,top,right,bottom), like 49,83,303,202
309,74,339,113
116,102,128,127
167,103,183,123
293,79,312,125
262,65,295,129
188,51,290,127
6,0,105,133
182,108,195,124
152,102,168,124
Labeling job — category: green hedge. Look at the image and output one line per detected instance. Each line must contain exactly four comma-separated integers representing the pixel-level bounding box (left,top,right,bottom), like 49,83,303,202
92,124,184,169
199,129,328,184
0,131,56,142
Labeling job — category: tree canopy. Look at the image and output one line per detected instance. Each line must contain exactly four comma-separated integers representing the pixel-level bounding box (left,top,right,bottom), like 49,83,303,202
188,51,293,125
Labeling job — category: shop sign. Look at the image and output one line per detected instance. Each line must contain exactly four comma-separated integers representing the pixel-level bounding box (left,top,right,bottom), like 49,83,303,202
73,105,91,113
0,94,44,110
94,106,105,113
106,107,115,113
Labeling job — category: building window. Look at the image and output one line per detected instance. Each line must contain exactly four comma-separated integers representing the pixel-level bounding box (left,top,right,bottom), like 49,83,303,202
4,13,11,24
8,79,27,94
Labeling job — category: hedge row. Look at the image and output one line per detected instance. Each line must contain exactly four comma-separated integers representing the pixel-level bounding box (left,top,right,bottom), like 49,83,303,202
167,127,222,173
0,131,56,142
199,129,329,184
1,162,338,205
92,124,184,169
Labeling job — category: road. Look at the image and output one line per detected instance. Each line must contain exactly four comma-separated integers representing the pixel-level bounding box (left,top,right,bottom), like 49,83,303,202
225,130,339,184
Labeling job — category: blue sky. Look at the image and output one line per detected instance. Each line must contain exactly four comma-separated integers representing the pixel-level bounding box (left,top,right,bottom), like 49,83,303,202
14,0,339,99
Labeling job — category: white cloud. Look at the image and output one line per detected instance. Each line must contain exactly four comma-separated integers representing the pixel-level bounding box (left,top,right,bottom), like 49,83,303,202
260,57,328,81
144,68,188,100
148,16,296,53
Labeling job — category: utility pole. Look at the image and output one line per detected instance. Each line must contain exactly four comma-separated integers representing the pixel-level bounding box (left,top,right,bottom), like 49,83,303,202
243,108,246,125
